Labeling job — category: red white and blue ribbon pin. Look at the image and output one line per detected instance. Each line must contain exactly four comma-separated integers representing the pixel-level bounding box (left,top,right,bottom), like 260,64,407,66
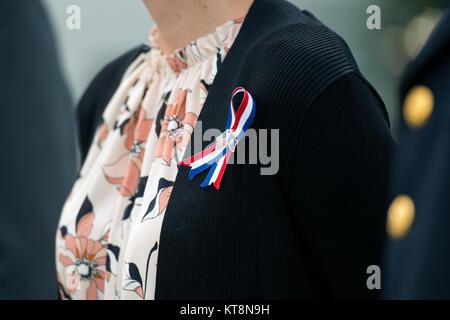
178,87,256,190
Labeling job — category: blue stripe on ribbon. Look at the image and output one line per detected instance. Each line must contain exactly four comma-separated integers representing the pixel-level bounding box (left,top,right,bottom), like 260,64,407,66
200,162,218,187
183,88,255,190
188,162,210,180
189,147,228,181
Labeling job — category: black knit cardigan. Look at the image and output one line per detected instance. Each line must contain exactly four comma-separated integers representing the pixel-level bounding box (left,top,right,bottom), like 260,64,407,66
76,0,396,299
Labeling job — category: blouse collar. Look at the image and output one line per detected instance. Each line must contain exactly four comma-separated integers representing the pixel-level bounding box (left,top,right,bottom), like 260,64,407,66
145,16,246,73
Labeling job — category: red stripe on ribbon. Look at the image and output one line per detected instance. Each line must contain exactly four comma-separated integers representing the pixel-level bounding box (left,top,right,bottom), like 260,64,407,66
178,144,216,166
231,88,249,132
213,150,232,190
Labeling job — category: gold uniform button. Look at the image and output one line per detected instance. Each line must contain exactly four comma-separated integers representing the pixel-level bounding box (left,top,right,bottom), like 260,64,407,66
403,85,434,129
387,195,415,239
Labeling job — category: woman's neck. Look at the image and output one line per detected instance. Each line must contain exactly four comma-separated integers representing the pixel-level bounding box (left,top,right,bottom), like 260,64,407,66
142,0,254,54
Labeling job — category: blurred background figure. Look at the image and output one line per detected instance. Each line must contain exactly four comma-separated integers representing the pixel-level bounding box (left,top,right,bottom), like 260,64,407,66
0,0,77,299
384,5,450,299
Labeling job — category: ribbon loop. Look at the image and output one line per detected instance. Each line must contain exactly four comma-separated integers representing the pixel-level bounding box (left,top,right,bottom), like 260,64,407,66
179,87,256,190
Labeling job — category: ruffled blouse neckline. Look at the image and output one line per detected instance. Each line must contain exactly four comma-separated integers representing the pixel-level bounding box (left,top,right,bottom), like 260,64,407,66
146,16,245,73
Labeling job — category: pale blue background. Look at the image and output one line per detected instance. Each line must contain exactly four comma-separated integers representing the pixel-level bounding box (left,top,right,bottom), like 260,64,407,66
42,0,447,135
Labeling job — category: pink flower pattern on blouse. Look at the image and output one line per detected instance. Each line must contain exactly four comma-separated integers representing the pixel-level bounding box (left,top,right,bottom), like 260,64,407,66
56,16,245,300
58,197,108,300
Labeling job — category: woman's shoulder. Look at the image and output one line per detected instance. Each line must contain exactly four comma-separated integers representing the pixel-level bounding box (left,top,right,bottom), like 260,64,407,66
243,11,387,122
246,13,359,103
76,45,146,159
253,9,359,71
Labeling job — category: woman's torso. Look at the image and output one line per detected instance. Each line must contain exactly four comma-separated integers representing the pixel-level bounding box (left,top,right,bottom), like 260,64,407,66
56,17,245,300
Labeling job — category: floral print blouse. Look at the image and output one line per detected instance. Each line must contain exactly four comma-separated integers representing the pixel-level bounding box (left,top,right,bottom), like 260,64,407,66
56,16,245,300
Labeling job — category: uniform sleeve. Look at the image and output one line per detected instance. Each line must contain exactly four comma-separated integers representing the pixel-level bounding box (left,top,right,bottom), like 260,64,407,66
0,0,77,299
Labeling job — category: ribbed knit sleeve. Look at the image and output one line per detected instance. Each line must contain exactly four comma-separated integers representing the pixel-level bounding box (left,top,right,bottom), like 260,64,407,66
290,75,395,298
245,23,396,298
